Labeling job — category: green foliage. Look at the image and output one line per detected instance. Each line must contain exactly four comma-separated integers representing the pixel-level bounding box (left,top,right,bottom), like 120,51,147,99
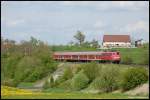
142,43,149,49
112,47,149,65
74,31,85,45
138,50,149,65
91,65,120,93
43,76,55,89
13,56,42,84
122,55,133,64
49,75,55,88
82,62,100,82
54,67,73,86
50,45,97,52
90,39,99,48
57,79,72,90
1,37,57,86
71,71,89,91
2,79,15,87
75,66,82,74
62,67,73,81
43,79,50,89
17,82,35,88
121,67,148,91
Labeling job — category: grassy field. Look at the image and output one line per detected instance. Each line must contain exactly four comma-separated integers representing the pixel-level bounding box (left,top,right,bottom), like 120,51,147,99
111,48,149,64
1,86,149,99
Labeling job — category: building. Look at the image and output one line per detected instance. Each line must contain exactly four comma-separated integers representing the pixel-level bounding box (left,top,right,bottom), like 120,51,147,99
102,35,131,48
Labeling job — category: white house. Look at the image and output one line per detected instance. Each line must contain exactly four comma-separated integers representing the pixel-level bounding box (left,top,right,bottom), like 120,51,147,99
102,35,131,48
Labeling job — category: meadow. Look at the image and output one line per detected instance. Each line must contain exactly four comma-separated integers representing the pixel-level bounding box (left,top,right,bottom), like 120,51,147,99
1,86,148,99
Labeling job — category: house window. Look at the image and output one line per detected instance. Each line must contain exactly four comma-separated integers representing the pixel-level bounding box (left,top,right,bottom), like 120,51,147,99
116,44,119,46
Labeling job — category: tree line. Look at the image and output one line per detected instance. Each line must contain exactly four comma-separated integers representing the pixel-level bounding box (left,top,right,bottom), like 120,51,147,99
69,31,100,48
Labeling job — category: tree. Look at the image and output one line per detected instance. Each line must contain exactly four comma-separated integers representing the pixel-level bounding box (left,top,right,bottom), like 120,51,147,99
68,41,74,46
74,31,85,46
83,41,91,48
130,36,135,46
30,36,38,47
90,39,99,48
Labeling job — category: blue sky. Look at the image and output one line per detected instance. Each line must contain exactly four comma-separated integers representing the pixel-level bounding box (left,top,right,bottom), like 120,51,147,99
1,1,149,45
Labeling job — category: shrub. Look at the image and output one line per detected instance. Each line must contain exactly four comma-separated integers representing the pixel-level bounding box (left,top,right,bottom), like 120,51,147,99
71,71,89,91
2,79,15,87
57,79,72,90
24,70,42,82
49,75,55,88
82,62,100,82
62,67,73,81
54,67,73,86
121,67,148,91
43,80,50,89
91,65,120,93
13,56,42,84
75,66,82,74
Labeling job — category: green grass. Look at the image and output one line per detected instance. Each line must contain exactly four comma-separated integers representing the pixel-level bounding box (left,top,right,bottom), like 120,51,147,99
17,82,35,88
50,45,97,52
2,92,148,99
42,87,71,93
2,85,149,99
112,48,149,65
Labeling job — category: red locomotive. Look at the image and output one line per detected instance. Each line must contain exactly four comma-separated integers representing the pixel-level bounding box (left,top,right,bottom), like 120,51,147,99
53,51,121,63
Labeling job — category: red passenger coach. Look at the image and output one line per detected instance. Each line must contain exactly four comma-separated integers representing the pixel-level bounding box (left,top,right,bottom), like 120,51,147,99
53,51,121,63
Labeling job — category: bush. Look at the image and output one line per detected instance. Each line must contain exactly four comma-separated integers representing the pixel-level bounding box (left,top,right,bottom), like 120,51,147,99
122,55,133,64
13,56,42,84
75,66,82,74
82,62,100,82
2,79,15,87
54,67,73,86
71,71,89,91
57,79,72,90
24,69,43,82
91,65,120,93
1,37,58,86
49,75,55,88
121,67,148,91
62,67,73,81
43,80,50,89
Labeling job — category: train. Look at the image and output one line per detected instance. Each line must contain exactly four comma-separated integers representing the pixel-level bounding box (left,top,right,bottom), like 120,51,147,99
53,51,121,64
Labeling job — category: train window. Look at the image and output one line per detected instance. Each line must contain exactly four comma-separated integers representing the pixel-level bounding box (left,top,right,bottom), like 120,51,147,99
102,53,112,56
96,55,101,58
80,55,87,58
88,55,95,59
117,52,119,55
72,55,78,58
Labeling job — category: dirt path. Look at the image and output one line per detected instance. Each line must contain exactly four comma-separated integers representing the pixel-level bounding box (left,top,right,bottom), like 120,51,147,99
125,83,149,96
33,63,66,89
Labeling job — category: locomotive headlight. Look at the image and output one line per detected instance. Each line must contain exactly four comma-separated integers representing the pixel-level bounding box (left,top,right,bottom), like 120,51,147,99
113,57,120,59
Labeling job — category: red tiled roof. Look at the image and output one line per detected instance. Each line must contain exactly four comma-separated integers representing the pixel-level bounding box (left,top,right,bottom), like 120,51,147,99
103,35,131,42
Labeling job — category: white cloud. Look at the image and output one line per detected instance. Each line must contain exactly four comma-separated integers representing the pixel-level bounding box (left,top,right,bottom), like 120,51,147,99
120,20,149,33
61,1,148,11
5,19,25,27
61,1,91,6
93,20,106,29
